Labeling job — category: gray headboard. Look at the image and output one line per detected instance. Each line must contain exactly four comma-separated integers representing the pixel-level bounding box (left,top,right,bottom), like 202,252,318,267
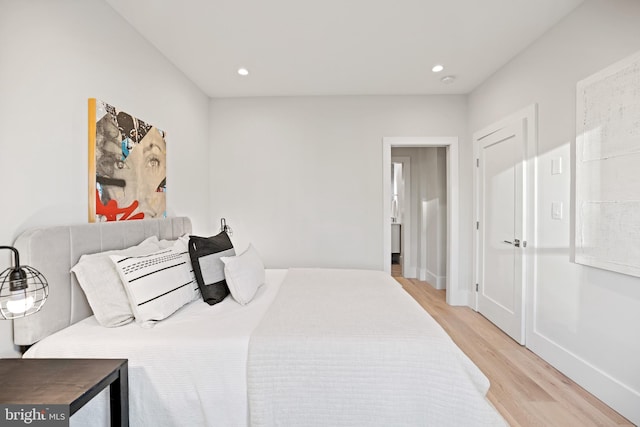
12,217,192,346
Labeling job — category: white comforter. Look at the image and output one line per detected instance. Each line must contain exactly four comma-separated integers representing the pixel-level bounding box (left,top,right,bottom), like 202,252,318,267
248,268,506,426
25,268,504,426
25,269,289,427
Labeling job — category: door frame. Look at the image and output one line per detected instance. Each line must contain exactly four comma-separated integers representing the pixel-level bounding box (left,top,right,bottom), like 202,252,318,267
472,104,537,343
382,137,463,306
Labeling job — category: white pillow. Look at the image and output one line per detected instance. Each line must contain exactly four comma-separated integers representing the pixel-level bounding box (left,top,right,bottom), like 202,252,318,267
220,244,265,305
157,234,189,249
71,236,160,327
110,239,200,326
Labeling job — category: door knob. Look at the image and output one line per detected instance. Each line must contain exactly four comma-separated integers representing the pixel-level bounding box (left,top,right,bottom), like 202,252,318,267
502,239,521,247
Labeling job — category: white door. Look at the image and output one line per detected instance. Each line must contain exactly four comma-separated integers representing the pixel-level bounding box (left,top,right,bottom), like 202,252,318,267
477,122,526,344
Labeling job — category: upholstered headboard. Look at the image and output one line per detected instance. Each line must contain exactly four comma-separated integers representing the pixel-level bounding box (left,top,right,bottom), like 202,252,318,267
12,217,192,346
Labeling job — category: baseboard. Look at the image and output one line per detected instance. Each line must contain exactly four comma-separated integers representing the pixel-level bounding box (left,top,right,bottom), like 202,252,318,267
404,266,464,305
446,289,470,307
403,266,417,279
527,330,640,425
421,269,446,290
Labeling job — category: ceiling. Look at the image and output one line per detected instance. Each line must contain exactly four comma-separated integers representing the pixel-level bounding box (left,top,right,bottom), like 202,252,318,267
104,0,584,98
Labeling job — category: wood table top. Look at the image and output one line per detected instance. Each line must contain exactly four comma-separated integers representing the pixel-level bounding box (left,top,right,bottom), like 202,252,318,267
0,358,127,405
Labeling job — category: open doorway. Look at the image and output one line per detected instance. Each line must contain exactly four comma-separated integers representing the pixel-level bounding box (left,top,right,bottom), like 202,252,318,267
390,158,408,278
383,137,465,306
391,148,447,289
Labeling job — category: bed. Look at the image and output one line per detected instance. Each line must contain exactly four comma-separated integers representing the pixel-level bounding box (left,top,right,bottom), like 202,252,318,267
13,217,505,426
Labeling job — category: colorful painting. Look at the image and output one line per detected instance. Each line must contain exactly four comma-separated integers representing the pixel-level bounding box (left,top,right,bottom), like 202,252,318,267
88,99,167,222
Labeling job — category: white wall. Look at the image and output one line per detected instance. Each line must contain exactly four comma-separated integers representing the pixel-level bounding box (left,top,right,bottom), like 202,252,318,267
421,147,447,287
0,0,211,356
468,0,640,423
209,96,467,274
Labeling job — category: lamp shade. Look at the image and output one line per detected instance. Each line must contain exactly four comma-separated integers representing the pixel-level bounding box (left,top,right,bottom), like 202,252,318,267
0,246,48,319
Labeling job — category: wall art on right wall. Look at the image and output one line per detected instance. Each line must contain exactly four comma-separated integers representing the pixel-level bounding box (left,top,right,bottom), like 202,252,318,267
575,50,640,277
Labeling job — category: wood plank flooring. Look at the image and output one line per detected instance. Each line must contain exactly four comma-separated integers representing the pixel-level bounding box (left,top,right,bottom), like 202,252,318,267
397,276,634,427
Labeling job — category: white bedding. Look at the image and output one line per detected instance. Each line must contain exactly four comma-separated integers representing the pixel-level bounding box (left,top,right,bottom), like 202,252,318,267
25,268,505,427
248,268,506,426
24,269,289,427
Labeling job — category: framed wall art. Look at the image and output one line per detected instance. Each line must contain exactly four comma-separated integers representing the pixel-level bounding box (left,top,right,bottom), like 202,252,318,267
88,99,167,222
575,50,640,277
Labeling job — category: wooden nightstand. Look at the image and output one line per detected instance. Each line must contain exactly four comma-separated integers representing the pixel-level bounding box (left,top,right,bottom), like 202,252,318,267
0,358,128,427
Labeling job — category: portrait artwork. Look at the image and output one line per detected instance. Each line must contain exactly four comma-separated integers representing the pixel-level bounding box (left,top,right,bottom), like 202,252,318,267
88,99,167,222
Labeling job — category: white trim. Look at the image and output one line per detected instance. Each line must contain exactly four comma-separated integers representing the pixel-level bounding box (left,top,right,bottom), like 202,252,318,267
423,269,446,290
528,330,640,425
403,266,418,279
383,137,463,306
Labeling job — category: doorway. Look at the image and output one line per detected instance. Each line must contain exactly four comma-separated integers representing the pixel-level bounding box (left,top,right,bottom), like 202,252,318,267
390,157,409,278
383,137,464,306
391,149,447,288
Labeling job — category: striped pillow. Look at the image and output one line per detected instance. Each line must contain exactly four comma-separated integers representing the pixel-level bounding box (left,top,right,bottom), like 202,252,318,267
110,239,199,326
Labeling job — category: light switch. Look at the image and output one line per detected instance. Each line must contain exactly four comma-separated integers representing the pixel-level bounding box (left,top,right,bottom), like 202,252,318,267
552,202,563,220
552,158,562,175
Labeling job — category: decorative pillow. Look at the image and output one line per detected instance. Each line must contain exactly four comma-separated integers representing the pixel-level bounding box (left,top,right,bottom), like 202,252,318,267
110,239,200,326
188,232,235,305
71,236,160,327
221,244,265,305
157,235,189,249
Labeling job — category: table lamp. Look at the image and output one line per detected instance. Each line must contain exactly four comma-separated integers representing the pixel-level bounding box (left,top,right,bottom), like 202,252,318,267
0,246,48,319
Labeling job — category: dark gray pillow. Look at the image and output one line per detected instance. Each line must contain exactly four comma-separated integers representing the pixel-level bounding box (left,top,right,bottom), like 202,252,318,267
188,232,235,305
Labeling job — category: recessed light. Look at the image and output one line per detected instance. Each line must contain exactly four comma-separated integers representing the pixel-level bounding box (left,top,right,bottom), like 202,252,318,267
432,64,444,73
237,68,249,76
440,75,456,84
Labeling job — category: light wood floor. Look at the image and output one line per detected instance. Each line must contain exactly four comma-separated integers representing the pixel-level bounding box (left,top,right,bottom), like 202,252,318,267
397,276,633,427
